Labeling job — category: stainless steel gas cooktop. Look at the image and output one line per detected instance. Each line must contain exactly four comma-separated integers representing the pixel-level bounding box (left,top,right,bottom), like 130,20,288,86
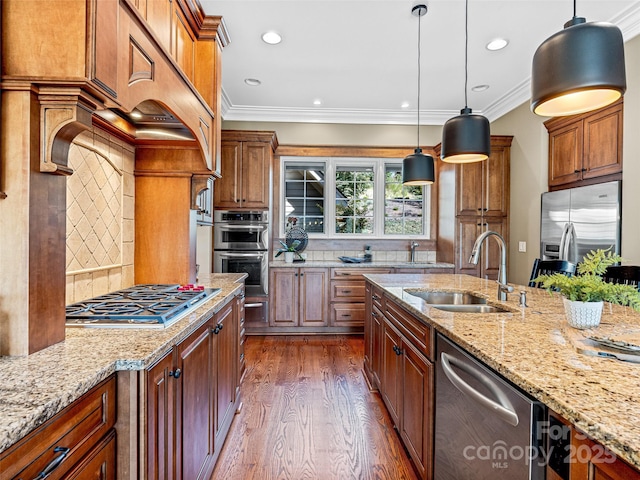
65,284,221,328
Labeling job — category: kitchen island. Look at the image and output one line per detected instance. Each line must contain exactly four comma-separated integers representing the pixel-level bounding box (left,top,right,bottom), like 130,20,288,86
364,273,640,476
0,273,246,460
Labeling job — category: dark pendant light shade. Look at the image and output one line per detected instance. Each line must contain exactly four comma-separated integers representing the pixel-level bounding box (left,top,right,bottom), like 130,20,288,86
403,148,435,185
440,0,491,164
402,4,434,186
531,16,626,117
441,107,491,163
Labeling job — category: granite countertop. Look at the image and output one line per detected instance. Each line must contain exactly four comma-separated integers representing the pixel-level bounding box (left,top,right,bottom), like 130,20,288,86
0,273,246,454
269,260,455,269
364,273,640,470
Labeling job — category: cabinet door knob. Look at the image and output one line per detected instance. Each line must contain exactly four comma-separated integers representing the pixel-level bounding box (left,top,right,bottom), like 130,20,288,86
169,368,182,379
574,169,581,174
372,311,378,317
581,168,587,172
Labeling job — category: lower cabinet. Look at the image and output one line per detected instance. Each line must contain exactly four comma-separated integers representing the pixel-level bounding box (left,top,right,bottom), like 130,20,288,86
0,376,117,480
366,281,434,480
270,267,328,327
146,298,239,480
547,411,640,480
330,268,391,329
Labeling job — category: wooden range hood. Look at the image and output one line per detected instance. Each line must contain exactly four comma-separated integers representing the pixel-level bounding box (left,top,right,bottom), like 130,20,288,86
0,0,228,356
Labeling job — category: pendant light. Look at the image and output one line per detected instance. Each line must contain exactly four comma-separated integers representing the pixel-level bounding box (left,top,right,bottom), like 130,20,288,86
440,0,490,164
531,0,626,117
402,4,435,186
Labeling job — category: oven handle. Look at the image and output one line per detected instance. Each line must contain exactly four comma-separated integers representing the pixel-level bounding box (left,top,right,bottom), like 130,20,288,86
244,303,263,308
440,352,519,427
217,251,266,258
216,224,268,231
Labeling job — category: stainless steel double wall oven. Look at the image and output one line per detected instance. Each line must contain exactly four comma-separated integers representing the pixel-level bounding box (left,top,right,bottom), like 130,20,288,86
213,211,269,326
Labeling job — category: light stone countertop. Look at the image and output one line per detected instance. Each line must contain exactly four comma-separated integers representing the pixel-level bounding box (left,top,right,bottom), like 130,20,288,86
0,273,246,454
269,260,455,269
364,273,640,470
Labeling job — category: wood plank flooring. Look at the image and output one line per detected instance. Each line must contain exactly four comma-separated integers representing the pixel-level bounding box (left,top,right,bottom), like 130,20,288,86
211,335,419,480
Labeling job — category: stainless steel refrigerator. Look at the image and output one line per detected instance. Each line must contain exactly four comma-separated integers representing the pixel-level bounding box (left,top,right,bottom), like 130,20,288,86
540,181,621,264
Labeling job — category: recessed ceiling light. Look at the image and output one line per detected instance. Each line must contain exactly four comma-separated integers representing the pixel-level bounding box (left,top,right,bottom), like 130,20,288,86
472,84,490,92
244,78,261,86
486,38,508,51
262,31,282,45
313,99,322,106
401,102,410,109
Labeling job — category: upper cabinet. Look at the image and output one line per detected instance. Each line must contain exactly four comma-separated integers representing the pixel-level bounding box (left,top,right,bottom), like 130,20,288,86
545,99,623,190
456,139,510,218
215,131,278,210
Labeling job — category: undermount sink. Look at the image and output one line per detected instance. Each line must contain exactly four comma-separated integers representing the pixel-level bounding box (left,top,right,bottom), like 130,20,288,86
430,304,510,313
404,290,487,305
403,289,511,313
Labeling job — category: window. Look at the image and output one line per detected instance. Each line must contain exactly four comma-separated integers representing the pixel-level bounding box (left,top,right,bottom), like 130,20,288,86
282,157,429,238
384,164,424,235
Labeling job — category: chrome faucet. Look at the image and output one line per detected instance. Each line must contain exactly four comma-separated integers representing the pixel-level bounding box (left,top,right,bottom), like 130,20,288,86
468,231,513,301
410,242,419,263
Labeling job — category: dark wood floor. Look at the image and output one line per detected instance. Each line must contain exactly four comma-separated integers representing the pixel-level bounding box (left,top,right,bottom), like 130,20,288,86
211,335,419,480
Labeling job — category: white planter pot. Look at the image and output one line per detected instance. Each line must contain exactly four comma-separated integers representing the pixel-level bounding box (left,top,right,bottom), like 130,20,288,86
563,298,603,329
284,251,294,263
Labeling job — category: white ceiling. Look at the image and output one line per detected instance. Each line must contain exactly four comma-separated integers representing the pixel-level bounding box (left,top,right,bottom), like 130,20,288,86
200,0,640,125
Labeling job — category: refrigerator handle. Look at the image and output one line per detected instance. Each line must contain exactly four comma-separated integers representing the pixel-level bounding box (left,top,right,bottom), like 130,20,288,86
559,223,570,261
564,222,577,264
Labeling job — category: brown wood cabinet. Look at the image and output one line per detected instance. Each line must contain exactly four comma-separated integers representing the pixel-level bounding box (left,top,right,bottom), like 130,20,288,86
380,296,434,480
546,100,623,189
329,267,391,330
547,411,640,480
215,131,278,210
365,283,434,480
270,267,329,327
453,136,511,280
0,376,117,480
145,299,239,480
455,216,508,280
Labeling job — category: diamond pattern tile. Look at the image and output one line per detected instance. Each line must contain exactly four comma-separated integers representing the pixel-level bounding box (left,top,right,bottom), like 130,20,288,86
66,142,123,273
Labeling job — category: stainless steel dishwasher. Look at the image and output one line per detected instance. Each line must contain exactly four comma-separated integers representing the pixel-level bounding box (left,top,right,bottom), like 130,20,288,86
434,334,546,479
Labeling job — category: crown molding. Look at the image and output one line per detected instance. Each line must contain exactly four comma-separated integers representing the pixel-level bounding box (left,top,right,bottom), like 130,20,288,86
220,6,640,126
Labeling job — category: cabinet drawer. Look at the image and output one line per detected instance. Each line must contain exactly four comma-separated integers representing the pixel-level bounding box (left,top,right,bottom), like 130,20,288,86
371,284,385,310
331,303,366,327
384,298,433,359
0,375,117,480
331,281,365,302
330,268,391,280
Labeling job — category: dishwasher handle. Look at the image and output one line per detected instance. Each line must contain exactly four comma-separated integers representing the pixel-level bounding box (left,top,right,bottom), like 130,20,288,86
440,352,519,427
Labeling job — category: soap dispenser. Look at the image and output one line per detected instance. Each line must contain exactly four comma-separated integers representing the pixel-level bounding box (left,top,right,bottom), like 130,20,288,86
364,245,372,263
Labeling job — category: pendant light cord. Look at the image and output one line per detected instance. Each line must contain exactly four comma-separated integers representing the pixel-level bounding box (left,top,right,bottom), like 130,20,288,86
416,7,422,149
464,0,469,109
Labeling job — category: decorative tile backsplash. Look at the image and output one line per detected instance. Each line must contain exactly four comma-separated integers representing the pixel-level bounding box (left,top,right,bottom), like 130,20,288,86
65,130,135,303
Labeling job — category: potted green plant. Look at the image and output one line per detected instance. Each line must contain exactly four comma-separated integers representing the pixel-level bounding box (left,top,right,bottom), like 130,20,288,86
534,249,640,329
275,240,300,263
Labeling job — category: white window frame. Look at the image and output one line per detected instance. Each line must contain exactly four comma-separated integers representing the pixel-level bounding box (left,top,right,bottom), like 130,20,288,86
280,156,430,240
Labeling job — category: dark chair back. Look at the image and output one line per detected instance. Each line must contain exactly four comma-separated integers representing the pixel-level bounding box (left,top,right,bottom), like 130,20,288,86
603,266,640,291
529,259,577,288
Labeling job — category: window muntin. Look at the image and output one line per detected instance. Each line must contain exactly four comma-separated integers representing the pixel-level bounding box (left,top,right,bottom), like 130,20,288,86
282,157,428,238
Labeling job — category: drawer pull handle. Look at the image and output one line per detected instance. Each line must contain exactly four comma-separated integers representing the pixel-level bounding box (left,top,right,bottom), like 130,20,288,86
393,345,403,356
341,314,351,318
31,446,70,480
339,272,351,276
342,290,352,294
169,368,182,379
